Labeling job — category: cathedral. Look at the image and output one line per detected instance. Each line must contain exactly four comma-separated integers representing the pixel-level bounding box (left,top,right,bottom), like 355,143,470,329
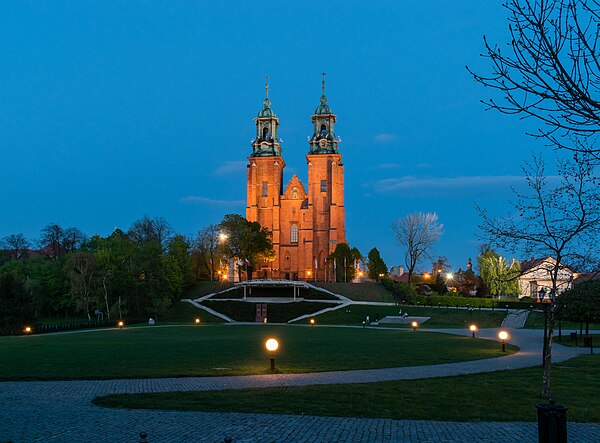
245,77,346,281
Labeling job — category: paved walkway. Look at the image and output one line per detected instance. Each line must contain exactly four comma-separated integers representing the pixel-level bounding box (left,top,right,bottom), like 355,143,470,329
1,327,598,442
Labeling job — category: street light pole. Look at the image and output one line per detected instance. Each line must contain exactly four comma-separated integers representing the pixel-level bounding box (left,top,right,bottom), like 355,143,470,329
543,304,548,366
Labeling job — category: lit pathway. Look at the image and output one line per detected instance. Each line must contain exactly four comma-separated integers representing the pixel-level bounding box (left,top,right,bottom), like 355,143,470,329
0,327,598,442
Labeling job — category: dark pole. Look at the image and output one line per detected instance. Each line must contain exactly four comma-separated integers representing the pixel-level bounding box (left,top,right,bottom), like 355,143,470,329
542,304,548,366
270,356,275,371
502,340,506,352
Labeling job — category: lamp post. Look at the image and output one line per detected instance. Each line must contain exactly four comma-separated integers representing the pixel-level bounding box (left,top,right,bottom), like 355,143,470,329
543,303,548,366
265,338,279,371
411,321,418,331
310,318,315,326
469,324,477,338
498,330,509,352
195,318,201,326
117,320,124,329
23,326,32,335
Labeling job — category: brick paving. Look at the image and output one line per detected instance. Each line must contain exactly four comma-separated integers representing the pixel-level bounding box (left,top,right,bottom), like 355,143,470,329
1,327,598,442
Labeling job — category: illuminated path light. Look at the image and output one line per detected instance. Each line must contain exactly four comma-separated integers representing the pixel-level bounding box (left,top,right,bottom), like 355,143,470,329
265,338,279,371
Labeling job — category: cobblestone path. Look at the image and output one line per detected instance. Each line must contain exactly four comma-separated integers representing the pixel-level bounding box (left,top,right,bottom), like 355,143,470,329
1,327,598,442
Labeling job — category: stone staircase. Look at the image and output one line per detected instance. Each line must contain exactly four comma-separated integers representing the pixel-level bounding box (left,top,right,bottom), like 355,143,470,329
501,309,530,329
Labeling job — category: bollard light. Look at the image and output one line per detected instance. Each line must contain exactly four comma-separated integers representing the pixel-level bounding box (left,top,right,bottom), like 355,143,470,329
265,338,279,371
411,321,418,331
117,321,124,329
195,318,201,325
469,324,478,338
24,326,32,335
498,330,509,352
310,318,315,325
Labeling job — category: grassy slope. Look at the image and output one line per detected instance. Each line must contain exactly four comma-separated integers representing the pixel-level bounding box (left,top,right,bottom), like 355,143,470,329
164,301,224,323
306,305,505,328
93,354,600,423
525,311,600,330
201,300,337,323
0,325,514,380
313,282,395,302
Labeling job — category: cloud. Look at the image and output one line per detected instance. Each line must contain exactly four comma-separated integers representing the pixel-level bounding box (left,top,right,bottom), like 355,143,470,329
372,175,527,194
181,196,245,206
213,161,247,176
373,133,399,143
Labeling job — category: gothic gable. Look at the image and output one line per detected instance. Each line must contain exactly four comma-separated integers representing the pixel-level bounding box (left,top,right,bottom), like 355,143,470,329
283,175,307,200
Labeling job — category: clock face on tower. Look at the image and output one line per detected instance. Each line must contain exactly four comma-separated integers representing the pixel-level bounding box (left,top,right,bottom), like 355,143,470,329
319,139,327,147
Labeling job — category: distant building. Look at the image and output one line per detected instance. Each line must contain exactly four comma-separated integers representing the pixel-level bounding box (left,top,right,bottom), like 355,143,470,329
518,257,576,301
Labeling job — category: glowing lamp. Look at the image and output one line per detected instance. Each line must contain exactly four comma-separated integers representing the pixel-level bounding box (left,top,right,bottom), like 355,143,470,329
117,321,124,329
498,330,509,352
265,338,279,371
310,318,315,325
265,338,279,352
411,321,418,331
195,318,201,325
469,324,478,338
24,326,32,334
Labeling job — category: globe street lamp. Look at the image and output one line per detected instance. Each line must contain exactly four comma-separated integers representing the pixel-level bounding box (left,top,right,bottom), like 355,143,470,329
411,321,419,331
117,321,124,329
498,330,509,352
310,318,315,326
195,318,201,325
23,326,32,335
469,324,478,338
265,338,279,371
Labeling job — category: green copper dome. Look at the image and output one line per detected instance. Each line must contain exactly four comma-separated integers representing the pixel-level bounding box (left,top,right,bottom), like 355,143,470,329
314,95,332,115
257,98,274,118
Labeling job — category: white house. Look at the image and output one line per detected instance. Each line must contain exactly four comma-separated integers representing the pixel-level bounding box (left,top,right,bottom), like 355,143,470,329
518,257,577,301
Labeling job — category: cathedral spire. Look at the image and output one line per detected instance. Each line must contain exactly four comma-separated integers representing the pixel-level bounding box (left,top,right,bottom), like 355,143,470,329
309,73,338,154
252,77,281,157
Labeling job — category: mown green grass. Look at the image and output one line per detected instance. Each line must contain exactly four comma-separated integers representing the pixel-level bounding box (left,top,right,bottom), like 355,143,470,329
201,300,336,322
307,305,505,328
0,325,514,381
163,301,224,323
313,282,395,302
557,333,600,348
93,354,600,423
525,312,600,330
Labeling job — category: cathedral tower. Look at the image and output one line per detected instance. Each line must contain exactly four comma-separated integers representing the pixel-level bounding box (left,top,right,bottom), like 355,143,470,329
246,78,285,265
306,74,346,280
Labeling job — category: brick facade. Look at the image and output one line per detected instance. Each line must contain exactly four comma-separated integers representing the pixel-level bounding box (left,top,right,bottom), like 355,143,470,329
246,82,346,280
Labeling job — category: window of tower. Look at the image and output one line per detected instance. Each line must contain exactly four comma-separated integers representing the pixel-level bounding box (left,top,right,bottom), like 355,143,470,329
290,224,298,244
320,180,327,192
262,127,269,139
262,181,268,197
320,124,327,134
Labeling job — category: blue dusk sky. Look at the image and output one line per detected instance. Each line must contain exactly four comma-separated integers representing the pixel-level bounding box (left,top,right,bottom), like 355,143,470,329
0,1,550,272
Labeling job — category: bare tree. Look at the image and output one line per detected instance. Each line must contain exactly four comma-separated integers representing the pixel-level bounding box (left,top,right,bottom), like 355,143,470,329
63,227,87,253
194,225,221,281
64,252,98,321
1,233,30,259
392,212,444,283
468,0,600,160
128,215,174,249
477,154,600,397
40,223,65,259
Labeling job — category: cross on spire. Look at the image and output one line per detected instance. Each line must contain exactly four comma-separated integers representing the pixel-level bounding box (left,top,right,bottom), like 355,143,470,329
265,75,269,99
321,71,326,96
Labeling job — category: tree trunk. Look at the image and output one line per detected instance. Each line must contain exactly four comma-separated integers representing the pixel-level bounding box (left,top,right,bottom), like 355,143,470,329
542,306,556,397
586,321,589,337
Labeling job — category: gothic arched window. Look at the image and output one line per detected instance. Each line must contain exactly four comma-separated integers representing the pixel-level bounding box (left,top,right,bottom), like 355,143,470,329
290,224,298,244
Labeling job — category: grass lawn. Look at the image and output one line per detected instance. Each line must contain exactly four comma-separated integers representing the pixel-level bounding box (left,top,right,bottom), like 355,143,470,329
93,354,600,423
164,301,224,323
0,325,515,381
524,312,600,330
307,305,505,328
557,333,600,348
201,300,337,322
313,282,395,302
